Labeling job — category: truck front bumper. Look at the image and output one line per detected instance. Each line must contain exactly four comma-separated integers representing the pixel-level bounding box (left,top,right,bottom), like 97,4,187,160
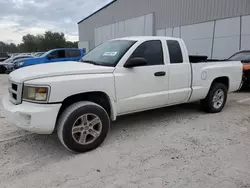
1,94,61,134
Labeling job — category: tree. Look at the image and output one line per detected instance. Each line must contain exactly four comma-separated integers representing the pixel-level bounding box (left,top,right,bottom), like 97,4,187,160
22,34,37,52
8,43,18,53
1,30,78,53
0,41,19,53
65,41,78,48
43,31,66,50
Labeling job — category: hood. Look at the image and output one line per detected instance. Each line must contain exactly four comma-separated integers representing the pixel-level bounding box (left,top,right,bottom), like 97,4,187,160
14,57,35,63
0,62,9,66
14,57,42,66
9,61,115,83
0,58,12,66
0,62,13,69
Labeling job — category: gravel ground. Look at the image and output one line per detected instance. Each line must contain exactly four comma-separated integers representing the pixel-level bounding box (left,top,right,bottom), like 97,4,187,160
0,74,250,188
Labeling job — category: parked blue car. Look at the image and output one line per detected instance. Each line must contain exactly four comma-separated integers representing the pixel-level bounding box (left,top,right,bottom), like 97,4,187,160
14,48,85,69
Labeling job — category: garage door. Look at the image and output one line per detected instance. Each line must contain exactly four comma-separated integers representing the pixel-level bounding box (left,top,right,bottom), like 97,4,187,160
94,13,154,46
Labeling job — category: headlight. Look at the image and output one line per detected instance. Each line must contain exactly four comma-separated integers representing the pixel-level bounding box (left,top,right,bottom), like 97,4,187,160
17,62,24,66
23,85,50,102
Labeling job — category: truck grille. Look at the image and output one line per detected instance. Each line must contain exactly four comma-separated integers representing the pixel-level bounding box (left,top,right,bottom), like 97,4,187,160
8,79,22,105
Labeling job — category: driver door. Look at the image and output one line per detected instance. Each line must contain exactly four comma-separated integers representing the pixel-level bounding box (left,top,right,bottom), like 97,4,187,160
114,40,169,115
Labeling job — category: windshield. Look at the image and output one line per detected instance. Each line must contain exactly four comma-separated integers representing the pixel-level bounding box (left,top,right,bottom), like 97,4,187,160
34,52,45,57
229,52,250,61
40,50,53,58
81,40,136,67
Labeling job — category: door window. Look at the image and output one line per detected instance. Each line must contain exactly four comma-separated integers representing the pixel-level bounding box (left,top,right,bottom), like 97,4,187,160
49,50,66,59
130,40,164,66
166,40,183,64
66,49,81,58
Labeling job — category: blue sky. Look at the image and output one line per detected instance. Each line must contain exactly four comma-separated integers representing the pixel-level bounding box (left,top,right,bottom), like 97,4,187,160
0,0,112,44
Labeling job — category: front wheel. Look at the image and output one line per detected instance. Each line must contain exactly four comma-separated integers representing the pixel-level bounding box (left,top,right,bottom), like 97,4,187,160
57,101,110,153
200,83,228,113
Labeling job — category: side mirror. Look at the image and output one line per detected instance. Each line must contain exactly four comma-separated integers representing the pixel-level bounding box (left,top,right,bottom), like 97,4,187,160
124,57,147,68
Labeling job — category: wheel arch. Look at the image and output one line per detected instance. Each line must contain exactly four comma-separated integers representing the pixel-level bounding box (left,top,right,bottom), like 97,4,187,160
203,76,229,99
56,91,116,126
211,76,229,90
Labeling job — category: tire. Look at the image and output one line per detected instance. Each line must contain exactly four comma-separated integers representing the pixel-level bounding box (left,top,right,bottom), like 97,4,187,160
200,83,228,113
0,66,7,74
57,101,110,153
238,80,244,90
239,80,248,90
239,73,248,90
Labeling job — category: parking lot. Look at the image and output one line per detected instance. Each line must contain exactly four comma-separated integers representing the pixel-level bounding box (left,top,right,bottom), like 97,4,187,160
0,74,250,188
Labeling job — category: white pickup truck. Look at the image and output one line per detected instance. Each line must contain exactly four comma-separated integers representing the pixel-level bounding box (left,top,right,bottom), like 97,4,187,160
1,36,242,153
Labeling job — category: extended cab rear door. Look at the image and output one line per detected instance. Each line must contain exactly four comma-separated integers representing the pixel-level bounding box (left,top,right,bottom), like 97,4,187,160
165,39,192,104
45,49,67,63
66,49,82,61
114,40,169,115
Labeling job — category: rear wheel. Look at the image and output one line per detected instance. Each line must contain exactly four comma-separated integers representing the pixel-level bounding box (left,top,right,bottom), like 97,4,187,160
200,83,228,113
57,101,110,153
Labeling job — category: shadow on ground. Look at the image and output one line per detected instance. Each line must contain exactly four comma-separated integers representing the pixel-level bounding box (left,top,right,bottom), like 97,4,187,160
108,102,203,139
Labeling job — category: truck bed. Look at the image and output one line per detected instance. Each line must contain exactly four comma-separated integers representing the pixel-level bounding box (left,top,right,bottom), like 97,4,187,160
188,60,242,102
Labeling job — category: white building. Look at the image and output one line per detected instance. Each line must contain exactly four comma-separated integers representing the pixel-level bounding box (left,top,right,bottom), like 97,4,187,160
78,0,250,59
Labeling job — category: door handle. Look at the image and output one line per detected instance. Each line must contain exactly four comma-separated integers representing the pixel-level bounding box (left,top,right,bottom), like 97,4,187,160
154,71,166,77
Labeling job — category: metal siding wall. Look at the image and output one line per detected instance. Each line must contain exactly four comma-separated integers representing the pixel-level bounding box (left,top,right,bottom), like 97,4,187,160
241,15,250,50
145,13,154,36
94,13,154,46
156,29,165,36
165,28,173,37
78,41,89,53
173,27,181,38
212,17,241,59
79,0,249,49
181,21,214,57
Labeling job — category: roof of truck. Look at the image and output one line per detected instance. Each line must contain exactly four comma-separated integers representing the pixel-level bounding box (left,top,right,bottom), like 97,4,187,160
112,36,181,41
50,48,81,50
